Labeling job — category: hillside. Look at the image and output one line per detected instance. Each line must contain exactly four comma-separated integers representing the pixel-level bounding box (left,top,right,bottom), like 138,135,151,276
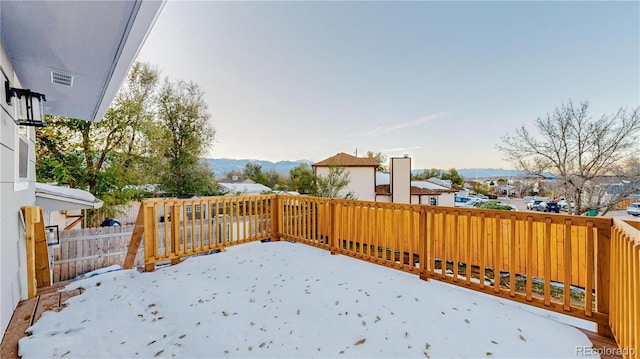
201,158,312,176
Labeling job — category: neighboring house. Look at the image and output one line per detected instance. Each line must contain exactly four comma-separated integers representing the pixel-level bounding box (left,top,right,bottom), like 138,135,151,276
312,152,379,201
313,153,457,205
375,184,445,205
219,183,273,196
218,177,256,184
410,181,457,206
0,1,163,335
375,158,458,206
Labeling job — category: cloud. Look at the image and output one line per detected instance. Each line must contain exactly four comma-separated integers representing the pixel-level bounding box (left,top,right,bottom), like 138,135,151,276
381,146,421,153
360,112,450,137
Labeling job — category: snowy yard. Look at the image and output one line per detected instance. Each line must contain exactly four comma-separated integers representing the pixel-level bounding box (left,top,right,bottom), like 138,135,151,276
19,241,595,358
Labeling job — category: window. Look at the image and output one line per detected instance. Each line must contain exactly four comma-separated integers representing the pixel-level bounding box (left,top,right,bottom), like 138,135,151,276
429,196,437,206
18,135,28,178
14,124,30,191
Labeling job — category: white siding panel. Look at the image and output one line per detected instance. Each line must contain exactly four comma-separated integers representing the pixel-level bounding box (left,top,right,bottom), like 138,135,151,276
0,40,34,335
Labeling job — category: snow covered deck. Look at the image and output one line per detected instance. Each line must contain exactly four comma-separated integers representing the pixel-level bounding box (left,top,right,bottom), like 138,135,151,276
3,242,622,358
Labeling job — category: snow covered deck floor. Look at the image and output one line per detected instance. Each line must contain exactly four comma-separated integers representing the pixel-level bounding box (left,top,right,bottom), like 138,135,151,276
2,242,622,358
1,282,83,359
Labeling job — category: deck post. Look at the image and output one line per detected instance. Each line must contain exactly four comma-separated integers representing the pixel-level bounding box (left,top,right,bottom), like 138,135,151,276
143,202,157,272
595,222,613,338
270,195,281,241
171,203,181,264
330,200,338,255
21,206,39,298
418,206,429,281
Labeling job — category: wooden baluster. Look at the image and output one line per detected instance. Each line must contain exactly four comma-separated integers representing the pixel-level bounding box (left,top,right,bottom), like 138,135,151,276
509,215,516,297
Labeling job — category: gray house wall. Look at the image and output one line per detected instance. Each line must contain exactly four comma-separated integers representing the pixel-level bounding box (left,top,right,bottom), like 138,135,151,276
0,40,36,335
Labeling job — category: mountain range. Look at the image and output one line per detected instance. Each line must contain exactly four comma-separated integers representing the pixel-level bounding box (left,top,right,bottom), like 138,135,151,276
201,158,313,177
202,158,524,179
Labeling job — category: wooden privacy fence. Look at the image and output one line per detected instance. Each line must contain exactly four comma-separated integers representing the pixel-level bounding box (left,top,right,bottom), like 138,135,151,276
53,225,144,282
130,195,274,271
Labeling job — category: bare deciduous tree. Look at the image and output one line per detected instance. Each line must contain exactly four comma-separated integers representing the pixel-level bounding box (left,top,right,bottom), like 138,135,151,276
497,101,640,215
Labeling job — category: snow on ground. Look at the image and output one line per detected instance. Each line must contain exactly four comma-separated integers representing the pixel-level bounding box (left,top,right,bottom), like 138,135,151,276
19,241,594,358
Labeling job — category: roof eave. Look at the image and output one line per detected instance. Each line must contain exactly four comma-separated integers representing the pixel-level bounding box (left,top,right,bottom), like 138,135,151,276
91,0,166,122
36,193,104,212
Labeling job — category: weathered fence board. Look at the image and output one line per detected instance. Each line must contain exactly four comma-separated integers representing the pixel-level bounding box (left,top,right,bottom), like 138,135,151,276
53,225,144,282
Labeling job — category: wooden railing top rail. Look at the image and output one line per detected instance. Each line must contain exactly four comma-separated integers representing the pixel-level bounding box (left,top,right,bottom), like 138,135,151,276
142,194,275,204
615,218,640,241
293,195,612,227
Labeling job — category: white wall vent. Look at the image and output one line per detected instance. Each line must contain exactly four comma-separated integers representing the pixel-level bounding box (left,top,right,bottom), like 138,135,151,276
51,71,74,87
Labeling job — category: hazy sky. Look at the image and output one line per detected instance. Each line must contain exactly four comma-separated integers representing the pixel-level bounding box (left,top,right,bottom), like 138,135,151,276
138,1,639,170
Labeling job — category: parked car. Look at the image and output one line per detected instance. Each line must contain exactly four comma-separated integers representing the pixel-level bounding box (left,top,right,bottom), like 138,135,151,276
454,197,471,207
530,200,545,211
463,198,488,208
627,202,640,216
545,202,560,213
100,218,121,227
557,198,575,211
524,198,535,209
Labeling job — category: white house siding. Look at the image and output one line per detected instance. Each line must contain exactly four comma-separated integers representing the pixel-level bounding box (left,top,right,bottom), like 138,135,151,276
375,195,391,203
0,41,36,335
439,193,455,207
315,166,376,201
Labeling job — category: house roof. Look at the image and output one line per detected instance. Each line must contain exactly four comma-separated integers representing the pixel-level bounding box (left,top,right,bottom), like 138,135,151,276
427,177,452,188
218,178,256,184
375,184,441,196
412,181,448,191
219,183,272,194
410,186,442,195
313,152,379,167
0,1,164,122
35,183,103,211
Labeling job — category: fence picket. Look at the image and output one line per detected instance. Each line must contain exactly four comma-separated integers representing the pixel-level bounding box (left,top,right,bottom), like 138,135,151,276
52,225,144,282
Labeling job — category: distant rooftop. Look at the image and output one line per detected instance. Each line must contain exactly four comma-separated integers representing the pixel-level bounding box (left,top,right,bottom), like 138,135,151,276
375,184,441,196
219,183,272,194
313,152,379,167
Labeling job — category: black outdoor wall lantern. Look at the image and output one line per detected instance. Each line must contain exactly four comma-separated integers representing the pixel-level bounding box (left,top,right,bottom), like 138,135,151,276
5,80,47,127
45,225,60,246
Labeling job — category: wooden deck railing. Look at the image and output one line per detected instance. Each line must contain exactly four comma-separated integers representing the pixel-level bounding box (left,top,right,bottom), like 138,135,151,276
128,194,639,356
421,206,612,332
129,195,274,271
610,219,640,358
278,196,611,325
